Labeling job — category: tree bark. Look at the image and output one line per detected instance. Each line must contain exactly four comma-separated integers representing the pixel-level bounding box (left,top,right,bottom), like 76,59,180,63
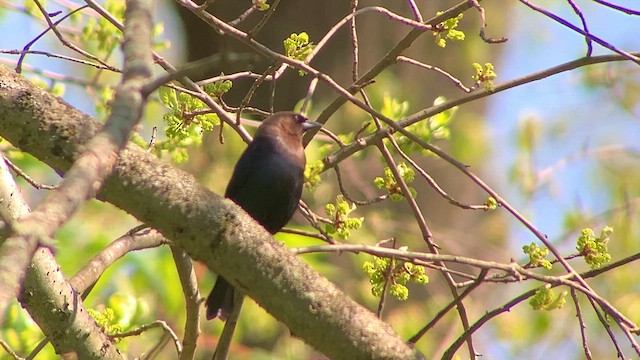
0,64,424,360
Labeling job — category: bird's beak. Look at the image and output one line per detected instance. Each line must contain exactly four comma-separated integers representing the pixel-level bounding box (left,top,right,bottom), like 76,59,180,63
302,121,322,131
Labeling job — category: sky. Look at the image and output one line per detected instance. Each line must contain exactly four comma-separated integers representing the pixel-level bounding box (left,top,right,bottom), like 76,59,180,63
482,3,639,357
486,0,640,252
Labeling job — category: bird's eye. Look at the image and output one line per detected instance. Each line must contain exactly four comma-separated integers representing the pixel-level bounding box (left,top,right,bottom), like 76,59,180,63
294,114,307,123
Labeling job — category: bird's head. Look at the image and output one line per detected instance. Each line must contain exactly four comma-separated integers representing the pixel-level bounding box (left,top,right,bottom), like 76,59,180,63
255,112,322,146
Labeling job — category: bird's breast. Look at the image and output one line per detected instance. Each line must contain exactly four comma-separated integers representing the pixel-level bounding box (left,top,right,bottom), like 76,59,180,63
226,145,305,234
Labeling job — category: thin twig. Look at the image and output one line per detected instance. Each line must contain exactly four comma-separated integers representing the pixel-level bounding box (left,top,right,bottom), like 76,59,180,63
306,6,433,64
170,247,201,360
318,127,347,148
396,56,474,93
229,6,256,26
334,165,387,206
592,0,640,15
19,1,116,73
391,140,489,210
349,0,359,82
111,320,183,356
213,294,245,360
236,63,280,121
467,0,508,43
406,0,423,21
442,289,534,359
280,227,331,243
147,127,157,152
296,201,335,243
586,296,624,358
519,0,640,64
570,289,593,360
301,77,318,115
415,259,478,283
376,238,397,318
409,269,488,344
566,0,593,56
248,0,281,37
1,338,24,360
3,155,57,190
2,49,117,72
0,58,98,87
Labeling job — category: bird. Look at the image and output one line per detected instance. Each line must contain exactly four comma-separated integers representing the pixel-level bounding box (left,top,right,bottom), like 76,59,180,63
206,111,322,320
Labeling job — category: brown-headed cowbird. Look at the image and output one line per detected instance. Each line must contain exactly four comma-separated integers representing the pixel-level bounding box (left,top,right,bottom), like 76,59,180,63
206,111,321,320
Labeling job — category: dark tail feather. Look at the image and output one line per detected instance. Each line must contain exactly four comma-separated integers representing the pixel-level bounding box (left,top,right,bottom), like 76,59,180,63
206,276,235,321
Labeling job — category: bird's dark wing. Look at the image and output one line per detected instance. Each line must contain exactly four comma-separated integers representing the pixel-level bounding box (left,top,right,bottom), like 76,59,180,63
208,111,315,321
225,137,304,234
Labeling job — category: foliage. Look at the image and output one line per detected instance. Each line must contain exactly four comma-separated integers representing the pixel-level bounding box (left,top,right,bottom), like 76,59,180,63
529,285,567,311
1,302,56,357
472,62,497,90
380,92,409,121
88,308,125,340
374,163,416,201
284,32,315,75
253,0,270,11
81,0,125,54
393,96,457,155
522,242,552,269
157,86,221,162
576,227,613,269
433,12,465,48
484,196,498,210
324,195,363,241
204,79,233,98
304,159,324,191
362,252,429,301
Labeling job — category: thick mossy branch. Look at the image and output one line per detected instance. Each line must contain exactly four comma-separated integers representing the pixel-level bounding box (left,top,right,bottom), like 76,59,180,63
0,65,424,360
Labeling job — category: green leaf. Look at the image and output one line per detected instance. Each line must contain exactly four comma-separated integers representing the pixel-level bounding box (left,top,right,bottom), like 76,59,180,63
485,196,498,210
522,242,552,269
323,195,363,241
304,160,324,191
394,96,456,155
204,79,233,97
374,163,416,200
577,226,612,269
159,86,178,109
433,12,465,47
199,113,221,130
362,253,428,301
472,62,498,90
530,286,567,311
283,32,316,75
380,93,409,121
254,0,270,11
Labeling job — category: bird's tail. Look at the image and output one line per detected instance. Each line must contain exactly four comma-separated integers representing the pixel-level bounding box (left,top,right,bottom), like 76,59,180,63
206,276,235,320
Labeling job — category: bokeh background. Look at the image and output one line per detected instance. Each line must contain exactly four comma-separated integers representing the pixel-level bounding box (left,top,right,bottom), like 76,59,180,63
1,0,639,359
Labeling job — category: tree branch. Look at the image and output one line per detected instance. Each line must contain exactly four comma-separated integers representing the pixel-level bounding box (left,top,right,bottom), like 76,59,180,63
0,159,121,358
0,64,424,359
0,0,154,321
